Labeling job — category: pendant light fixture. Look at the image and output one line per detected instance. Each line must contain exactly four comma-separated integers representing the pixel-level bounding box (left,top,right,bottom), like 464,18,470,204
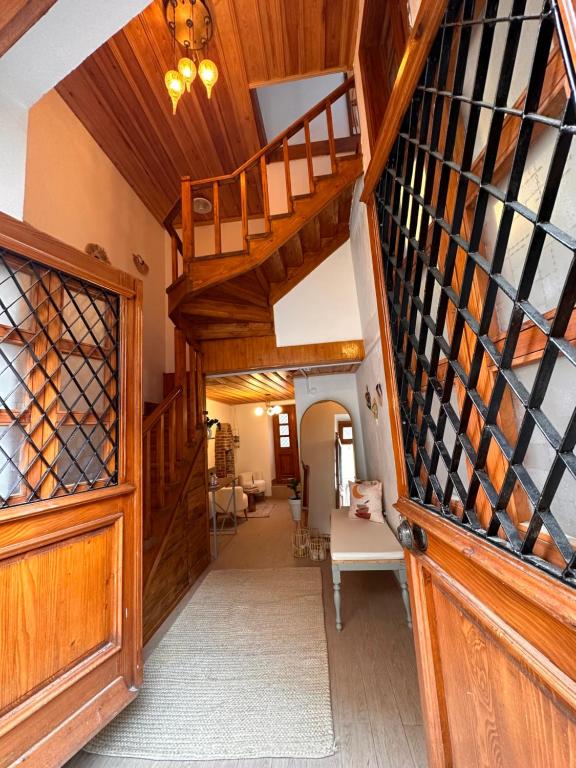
254,401,283,417
164,0,218,114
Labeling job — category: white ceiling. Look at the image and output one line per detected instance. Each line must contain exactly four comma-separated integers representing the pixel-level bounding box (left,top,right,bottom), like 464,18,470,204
0,0,151,108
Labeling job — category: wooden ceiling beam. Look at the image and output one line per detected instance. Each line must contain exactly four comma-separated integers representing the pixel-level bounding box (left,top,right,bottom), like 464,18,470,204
180,298,272,323
185,321,275,341
201,336,364,375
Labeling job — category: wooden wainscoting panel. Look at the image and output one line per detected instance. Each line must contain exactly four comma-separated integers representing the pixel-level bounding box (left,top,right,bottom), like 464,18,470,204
0,522,121,716
142,434,209,643
430,575,576,767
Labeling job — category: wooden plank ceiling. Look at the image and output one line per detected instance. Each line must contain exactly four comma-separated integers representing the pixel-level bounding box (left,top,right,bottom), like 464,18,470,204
206,362,361,404
56,0,359,225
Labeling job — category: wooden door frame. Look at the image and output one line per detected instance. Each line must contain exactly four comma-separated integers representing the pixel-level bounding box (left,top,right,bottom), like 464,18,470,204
0,213,142,766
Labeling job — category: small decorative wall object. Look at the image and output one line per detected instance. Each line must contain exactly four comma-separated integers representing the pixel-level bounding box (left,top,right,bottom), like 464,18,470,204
365,385,372,411
85,243,110,263
133,253,149,275
371,397,379,424
376,383,383,407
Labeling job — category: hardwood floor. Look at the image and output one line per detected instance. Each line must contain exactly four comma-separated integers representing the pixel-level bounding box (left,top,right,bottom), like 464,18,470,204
66,501,427,768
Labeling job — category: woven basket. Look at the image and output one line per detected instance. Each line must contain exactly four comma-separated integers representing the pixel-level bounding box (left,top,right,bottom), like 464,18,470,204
292,527,310,558
309,536,327,561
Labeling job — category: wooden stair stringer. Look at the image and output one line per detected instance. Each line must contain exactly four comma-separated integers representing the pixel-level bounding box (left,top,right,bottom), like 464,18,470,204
269,226,350,305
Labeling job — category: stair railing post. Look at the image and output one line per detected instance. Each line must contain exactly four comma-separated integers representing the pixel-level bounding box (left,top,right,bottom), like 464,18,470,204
174,328,188,456
260,155,270,234
144,430,152,540
282,137,293,213
240,171,249,250
326,100,337,174
213,181,221,256
181,178,194,272
304,119,315,194
158,414,166,507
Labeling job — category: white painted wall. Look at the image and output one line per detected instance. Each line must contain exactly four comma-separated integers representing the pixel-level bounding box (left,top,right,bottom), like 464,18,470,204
349,179,400,527
294,373,367,481
0,96,28,218
274,240,363,346
24,91,170,402
0,0,150,220
233,402,276,495
257,73,349,143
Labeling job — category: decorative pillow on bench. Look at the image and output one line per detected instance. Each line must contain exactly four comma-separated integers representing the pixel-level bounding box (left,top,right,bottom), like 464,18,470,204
348,480,385,523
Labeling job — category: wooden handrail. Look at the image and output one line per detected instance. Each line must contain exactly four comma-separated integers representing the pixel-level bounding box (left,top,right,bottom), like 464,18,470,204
181,76,355,189
361,0,449,203
143,386,183,434
168,75,359,266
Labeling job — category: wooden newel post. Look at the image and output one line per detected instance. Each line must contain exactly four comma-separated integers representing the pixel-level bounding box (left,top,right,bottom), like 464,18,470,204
181,178,194,273
174,328,188,457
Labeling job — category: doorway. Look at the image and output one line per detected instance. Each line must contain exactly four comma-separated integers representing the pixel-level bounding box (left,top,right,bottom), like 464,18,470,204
272,403,300,482
300,400,356,533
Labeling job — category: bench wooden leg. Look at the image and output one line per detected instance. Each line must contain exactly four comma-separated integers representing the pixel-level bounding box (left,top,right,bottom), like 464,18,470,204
396,567,412,629
332,564,342,631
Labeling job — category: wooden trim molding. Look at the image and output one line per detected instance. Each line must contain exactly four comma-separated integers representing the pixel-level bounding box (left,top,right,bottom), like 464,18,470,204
361,0,450,202
397,496,576,628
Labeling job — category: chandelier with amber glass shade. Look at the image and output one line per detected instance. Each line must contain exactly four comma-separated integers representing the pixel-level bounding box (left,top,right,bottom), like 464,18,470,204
164,0,219,115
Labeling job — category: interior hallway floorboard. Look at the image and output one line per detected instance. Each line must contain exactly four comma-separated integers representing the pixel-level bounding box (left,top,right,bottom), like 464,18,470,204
66,501,427,768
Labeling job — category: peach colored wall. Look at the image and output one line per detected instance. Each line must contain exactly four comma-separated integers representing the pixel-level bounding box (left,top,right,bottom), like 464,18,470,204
24,90,169,403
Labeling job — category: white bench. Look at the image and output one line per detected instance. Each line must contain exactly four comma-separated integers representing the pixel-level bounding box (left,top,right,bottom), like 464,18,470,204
330,508,411,631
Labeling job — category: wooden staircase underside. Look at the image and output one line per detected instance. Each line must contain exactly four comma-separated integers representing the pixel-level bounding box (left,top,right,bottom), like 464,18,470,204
167,155,362,342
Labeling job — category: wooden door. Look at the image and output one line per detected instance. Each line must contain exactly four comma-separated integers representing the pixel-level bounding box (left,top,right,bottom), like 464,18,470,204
272,405,300,482
364,1,576,765
0,215,142,767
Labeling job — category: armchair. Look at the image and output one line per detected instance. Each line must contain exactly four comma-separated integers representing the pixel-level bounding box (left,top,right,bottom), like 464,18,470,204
214,486,248,522
238,471,266,495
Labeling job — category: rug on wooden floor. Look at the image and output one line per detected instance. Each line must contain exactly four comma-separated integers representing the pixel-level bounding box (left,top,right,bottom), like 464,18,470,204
246,501,274,517
85,568,335,760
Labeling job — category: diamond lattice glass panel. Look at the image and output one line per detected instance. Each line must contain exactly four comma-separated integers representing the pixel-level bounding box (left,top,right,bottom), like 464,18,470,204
0,247,120,507
279,425,290,436
278,413,289,424
375,0,576,585
280,437,290,448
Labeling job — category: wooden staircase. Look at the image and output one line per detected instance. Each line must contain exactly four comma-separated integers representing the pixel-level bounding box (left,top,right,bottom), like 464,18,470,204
165,77,363,342
142,350,209,643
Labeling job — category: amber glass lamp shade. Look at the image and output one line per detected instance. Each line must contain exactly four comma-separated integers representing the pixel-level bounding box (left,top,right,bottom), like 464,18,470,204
165,69,185,115
198,58,218,99
178,56,196,92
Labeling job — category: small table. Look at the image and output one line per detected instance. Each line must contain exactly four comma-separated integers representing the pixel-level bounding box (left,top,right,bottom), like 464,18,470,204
208,475,238,558
244,485,265,513
330,508,411,631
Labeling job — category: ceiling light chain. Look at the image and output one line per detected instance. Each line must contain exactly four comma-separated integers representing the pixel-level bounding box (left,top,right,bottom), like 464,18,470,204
164,0,219,114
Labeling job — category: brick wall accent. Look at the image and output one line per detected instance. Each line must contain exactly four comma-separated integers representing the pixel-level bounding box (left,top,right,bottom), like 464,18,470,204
215,423,235,477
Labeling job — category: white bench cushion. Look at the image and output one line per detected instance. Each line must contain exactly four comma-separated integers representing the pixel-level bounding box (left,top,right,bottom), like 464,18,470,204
330,508,403,562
